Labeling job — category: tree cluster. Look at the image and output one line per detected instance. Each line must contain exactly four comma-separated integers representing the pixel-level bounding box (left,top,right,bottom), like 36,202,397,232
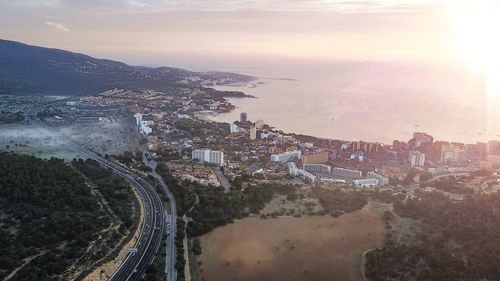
0,154,110,280
366,191,500,281
309,187,367,217
0,111,24,123
72,158,136,230
175,219,187,281
157,163,288,237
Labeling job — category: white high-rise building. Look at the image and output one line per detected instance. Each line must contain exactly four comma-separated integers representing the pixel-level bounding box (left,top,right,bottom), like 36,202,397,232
140,123,153,135
304,164,331,175
409,151,425,167
230,122,239,133
134,113,142,127
249,125,257,140
255,119,264,129
331,167,362,179
134,113,153,135
287,162,316,182
192,149,224,166
353,178,379,188
270,151,302,163
287,162,299,176
366,171,389,186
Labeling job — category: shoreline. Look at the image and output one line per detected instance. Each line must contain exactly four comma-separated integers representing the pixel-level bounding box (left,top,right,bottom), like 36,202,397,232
205,78,491,146
205,82,389,145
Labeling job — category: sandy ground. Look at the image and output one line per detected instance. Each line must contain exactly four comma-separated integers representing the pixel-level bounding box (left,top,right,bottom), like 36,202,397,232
83,189,144,281
198,203,385,281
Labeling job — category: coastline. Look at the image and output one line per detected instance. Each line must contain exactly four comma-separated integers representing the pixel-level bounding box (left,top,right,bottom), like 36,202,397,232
203,65,494,145
204,80,383,145
205,81,378,145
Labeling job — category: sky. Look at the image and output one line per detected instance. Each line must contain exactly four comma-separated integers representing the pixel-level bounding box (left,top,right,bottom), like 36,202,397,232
0,0,495,69
1,0,499,142
0,0,466,67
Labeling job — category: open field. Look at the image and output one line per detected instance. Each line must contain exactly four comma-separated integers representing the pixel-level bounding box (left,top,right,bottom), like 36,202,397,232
198,203,385,281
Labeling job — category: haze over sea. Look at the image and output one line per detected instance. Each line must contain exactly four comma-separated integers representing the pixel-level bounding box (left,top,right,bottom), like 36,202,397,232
203,60,492,144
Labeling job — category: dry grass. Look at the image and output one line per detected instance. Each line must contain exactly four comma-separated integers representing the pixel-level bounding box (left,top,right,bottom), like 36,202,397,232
198,203,385,281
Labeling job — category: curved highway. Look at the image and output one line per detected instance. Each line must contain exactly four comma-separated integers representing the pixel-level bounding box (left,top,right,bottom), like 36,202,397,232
71,145,164,281
27,114,166,281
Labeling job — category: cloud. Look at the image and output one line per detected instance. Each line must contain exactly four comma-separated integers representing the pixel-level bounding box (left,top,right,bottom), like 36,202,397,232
45,21,70,32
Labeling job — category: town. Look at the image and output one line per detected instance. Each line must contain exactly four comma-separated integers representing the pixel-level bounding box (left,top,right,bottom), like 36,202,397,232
5,85,500,202
3,76,500,281
4,1,500,280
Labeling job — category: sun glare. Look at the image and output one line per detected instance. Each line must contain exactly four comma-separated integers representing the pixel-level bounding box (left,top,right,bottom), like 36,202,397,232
446,0,500,130
448,0,500,69
448,0,500,135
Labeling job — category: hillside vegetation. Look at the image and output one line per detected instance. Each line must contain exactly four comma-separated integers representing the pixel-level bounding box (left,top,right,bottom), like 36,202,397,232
0,39,253,96
0,154,136,280
366,191,500,281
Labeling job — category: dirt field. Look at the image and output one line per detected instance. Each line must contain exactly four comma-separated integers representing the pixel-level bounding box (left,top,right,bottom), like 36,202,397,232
198,203,385,281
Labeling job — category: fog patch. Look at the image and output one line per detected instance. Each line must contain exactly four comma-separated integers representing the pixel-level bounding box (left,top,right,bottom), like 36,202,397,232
0,125,71,147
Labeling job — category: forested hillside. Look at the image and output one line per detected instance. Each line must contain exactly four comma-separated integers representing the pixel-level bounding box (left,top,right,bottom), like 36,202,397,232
366,191,500,281
0,39,254,96
0,154,109,280
0,154,137,280
72,158,137,231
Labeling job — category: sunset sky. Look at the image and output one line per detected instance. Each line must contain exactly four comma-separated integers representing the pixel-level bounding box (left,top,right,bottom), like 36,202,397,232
0,0,498,69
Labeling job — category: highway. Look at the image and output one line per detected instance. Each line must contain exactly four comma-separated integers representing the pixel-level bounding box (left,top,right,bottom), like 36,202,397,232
27,114,167,281
71,145,164,281
142,149,178,281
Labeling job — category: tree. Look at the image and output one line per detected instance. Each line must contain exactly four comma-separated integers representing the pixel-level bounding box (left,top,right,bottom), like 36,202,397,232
191,239,202,255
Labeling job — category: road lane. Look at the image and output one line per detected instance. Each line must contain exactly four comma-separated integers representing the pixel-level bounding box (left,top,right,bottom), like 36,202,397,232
142,150,178,281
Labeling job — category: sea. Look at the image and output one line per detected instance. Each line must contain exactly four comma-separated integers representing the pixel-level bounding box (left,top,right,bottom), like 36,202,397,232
206,61,496,145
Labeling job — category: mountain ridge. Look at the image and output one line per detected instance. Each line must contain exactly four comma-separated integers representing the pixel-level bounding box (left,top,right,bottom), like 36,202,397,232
0,39,254,97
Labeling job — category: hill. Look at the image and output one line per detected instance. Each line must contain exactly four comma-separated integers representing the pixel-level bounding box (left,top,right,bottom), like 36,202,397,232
366,191,500,281
0,39,254,96
0,153,138,280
